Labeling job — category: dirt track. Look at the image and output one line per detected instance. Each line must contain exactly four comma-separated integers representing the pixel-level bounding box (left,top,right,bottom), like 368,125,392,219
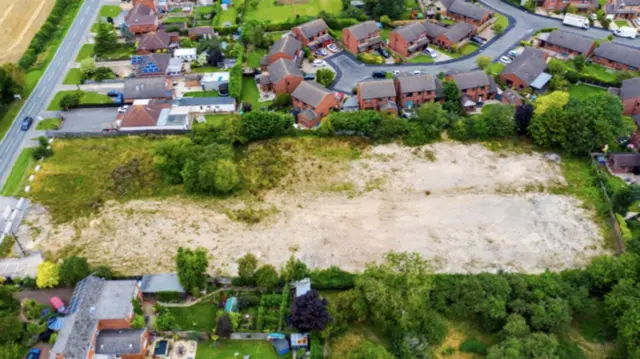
26,142,606,275
0,0,55,63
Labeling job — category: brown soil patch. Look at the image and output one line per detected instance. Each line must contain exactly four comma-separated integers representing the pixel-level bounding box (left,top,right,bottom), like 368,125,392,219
0,0,55,63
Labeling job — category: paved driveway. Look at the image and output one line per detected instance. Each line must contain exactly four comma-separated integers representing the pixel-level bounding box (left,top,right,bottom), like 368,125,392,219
60,108,118,132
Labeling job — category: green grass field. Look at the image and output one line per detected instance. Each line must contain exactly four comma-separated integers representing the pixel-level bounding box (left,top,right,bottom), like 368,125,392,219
99,5,121,18
244,0,342,23
408,54,434,63
215,0,244,26
568,83,606,99
63,69,83,85
196,340,290,359
615,20,629,28
75,44,95,62
165,303,218,331
183,91,220,98
36,118,62,131
47,91,113,111
0,148,35,197
460,43,480,56
246,49,266,68
97,44,136,61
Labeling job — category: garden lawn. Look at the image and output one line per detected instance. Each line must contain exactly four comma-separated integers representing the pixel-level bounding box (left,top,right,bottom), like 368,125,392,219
568,84,606,99
97,44,136,61
495,14,509,29
440,18,456,25
204,114,235,126
47,91,113,111
460,43,479,56
408,54,434,63
247,49,266,68
99,5,121,18
192,66,221,73
615,20,629,28
380,29,392,41
163,17,188,24
75,44,95,62
197,5,215,14
1,148,35,196
434,46,459,58
266,31,289,42
63,69,83,85
196,340,291,359
402,0,419,19
244,0,342,23
581,63,617,82
215,0,243,26
165,303,217,331
36,118,62,130
183,91,219,98
241,77,271,108
486,62,505,75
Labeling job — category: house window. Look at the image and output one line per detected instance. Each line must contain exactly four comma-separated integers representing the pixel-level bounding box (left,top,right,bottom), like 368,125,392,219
406,92,413,96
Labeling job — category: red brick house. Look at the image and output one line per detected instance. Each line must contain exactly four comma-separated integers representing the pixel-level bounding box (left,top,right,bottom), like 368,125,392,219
388,22,431,57
500,89,523,106
291,81,340,128
188,26,215,40
259,58,304,95
445,0,492,26
613,77,640,116
357,79,398,112
447,70,497,111
591,42,640,71
500,47,549,90
538,30,595,57
133,0,157,12
136,31,176,54
432,22,475,50
608,153,640,173
342,21,382,54
395,75,443,108
260,36,303,70
604,0,640,19
292,19,332,49
542,0,597,12
125,4,158,34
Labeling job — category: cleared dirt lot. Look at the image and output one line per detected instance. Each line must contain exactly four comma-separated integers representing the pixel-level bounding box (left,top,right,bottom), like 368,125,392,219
26,142,606,275
0,0,55,63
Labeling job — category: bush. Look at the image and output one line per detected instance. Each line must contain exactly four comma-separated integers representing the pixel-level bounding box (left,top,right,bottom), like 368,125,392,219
459,339,487,354
309,266,356,290
238,294,261,309
156,291,183,302
616,214,632,243
357,52,384,64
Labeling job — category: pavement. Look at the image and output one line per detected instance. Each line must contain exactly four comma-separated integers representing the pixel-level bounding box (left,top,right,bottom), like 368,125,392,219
0,0,102,188
0,251,42,278
60,108,118,132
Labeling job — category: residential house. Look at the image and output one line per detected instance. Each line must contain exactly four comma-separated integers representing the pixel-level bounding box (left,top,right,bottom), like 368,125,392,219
432,22,475,50
357,79,398,112
260,36,303,70
395,75,443,108
538,30,595,57
500,47,550,90
136,31,177,54
605,0,640,19
447,70,497,110
542,0,598,12
123,77,174,103
174,48,197,62
292,19,332,48
500,89,523,106
342,21,382,54
133,53,182,77
172,97,236,113
291,81,340,128
445,0,492,26
49,275,147,359
423,22,449,39
591,42,640,71
140,273,186,301
259,58,304,95
388,22,431,57
133,0,157,12
118,101,192,131
188,26,215,40
615,77,640,116
608,153,640,173
125,4,158,34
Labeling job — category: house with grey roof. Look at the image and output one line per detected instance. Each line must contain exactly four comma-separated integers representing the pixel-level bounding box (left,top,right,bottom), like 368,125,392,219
538,30,595,57
291,81,340,128
447,70,497,110
357,79,398,112
123,77,174,103
342,21,382,54
140,273,186,300
292,19,332,48
395,75,444,108
612,77,640,118
604,0,640,19
542,0,597,12
259,58,304,95
133,53,181,77
261,36,303,69
388,22,432,57
125,3,158,34
50,276,147,359
500,47,550,90
592,41,640,71
446,0,493,26
433,22,476,50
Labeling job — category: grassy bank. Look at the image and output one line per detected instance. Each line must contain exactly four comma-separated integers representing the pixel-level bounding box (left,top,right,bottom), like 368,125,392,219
47,91,113,111
1,148,35,196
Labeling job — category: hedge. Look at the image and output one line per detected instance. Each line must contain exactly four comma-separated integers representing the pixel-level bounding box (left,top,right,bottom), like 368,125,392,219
616,213,632,243
357,52,384,65
309,266,357,290
566,68,620,87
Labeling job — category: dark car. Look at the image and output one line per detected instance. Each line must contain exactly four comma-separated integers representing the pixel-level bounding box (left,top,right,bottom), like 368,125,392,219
20,116,33,131
470,36,486,45
107,90,121,97
303,72,315,80
372,71,387,79
218,83,229,97
26,348,40,359
377,47,390,58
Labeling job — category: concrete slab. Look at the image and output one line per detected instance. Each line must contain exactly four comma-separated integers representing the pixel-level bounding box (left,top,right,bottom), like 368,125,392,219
59,108,118,132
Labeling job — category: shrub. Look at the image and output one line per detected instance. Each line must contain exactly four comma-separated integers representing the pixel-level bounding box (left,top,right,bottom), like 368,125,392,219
238,294,261,309
156,291,183,303
616,214,632,243
309,266,356,290
357,52,384,64
459,339,487,354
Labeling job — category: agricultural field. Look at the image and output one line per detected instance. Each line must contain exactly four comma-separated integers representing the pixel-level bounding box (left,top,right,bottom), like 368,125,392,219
0,0,56,63
25,138,606,275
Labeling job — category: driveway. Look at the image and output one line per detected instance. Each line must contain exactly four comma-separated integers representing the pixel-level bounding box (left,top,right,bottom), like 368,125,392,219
14,288,74,305
326,0,640,92
59,108,118,132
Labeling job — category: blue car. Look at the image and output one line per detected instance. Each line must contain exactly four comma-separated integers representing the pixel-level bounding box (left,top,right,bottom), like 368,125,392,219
107,90,121,97
26,348,40,359
21,116,33,131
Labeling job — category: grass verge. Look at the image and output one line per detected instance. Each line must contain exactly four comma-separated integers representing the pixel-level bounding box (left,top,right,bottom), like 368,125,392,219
244,0,341,23
36,118,62,131
47,91,113,111
99,5,121,18
192,66,221,73
408,54,435,63
1,148,35,197
183,91,219,98
76,44,95,62
63,68,83,85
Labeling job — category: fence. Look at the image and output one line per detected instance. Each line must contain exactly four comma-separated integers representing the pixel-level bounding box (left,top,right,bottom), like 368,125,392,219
45,129,190,138
590,154,626,255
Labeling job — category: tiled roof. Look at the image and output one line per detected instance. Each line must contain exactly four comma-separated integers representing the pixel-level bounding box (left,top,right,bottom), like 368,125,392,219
620,77,640,100
95,329,147,356
267,58,303,83
140,273,185,293
542,30,594,54
502,47,548,86
120,104,170,127
593,42,640,70
125,4,156,26
358,79,397,99
188,27,214,36
123,77,173,99
447,0,491,20
443,22,475,43
423,22,448,37
450,70,491,90
392,22,429,43
345,21,379,40
396,74,439,93
295,19,329,38
135,53,171,76
137,31,171,51
291,81,334,107
269,36,302,57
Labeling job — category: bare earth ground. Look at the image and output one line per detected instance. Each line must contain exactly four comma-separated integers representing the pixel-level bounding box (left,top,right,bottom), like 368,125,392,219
24,142,606,275
0,0,55,63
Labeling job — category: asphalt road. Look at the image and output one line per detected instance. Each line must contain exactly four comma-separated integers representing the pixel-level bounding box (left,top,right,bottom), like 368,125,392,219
327,0,640,92
0,0,102,187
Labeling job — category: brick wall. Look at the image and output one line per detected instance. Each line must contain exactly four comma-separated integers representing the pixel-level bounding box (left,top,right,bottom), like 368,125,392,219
500,73,528,90
273,75,303,95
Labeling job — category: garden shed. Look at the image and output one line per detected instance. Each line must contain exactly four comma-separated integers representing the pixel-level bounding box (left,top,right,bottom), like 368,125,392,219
272,339,290,356
140,273,186,301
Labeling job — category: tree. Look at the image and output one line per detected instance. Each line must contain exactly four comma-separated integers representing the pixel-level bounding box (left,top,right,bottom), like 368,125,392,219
207,49,225,67
533,91,569,116
155,311,176,330
515,103,533,135
59,256,90,286
93,21,117,58
131,314,145,329
26,322,46,337
241,21,268,48
316,68,336,87
476,55,491,70
405,102,448,145
255,264,279,290
442,81,463,115
213,159,239,193
175,247,209,295
237,253,258,284
487,333,559,359
0,316,23,344
59,91,81,110
380,15,391,27
548,75,568,91
216,313,233,338
612,186,633,216
364,0,405,19
618,302,640,358
482,103,515,138
574,54,586,71
289,290,332,332
347,341,395,359
80,58,96,79
492,23,505,34
121,25,135,45
272,93,292,110
283,254,309,282
502,314,530,339
0,343,24,359
241,111,294,142
546,59,566,76
36,261,60,288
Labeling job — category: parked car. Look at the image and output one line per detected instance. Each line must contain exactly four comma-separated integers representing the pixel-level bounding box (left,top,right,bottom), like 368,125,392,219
303,72,315,80
312,59,326,67
218,83,229,97
508,50,519,58
107,90,120,97
318,48,329,56
412,70,421,75
50,296,66,313
470,36,486,45
401,109,416,119
26,348,40,359
377,47,390,58
499,56,512,64
614,27,637,39
423,47,437,59
314,50,323,56
327,44,339,52
117,105,129,113
372,71,387,79
20,116,33,131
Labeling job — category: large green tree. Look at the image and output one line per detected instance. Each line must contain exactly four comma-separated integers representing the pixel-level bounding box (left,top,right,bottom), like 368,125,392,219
316,69,336,87
241,111,294,142
93,22,117,58
175,247,209,296
237,253,258,284
59,255,91,286
364,0,405,19
442,81,463,115
405,102,448,145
